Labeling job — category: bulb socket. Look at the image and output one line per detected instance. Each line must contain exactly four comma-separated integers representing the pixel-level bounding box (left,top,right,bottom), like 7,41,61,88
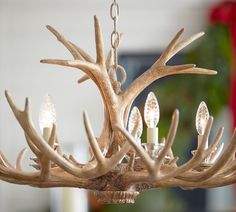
147,127,158,144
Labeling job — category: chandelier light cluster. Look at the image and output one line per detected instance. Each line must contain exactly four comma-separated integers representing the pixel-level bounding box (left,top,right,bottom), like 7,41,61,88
1,0,236,205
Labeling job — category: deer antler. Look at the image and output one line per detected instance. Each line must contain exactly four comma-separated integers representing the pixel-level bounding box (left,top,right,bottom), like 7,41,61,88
4,91,132,179
2,15,234,205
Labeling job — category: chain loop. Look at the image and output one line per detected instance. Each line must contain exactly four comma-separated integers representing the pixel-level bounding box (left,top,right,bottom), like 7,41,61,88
110,1,119,20
110,0,120,70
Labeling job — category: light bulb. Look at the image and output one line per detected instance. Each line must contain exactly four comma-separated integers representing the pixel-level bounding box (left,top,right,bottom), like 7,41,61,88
195,101,209,135
144,92,160,128
39,94,56,133
128,106,143,139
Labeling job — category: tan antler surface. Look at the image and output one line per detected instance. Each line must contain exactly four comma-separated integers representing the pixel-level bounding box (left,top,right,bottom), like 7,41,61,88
1,15,235,205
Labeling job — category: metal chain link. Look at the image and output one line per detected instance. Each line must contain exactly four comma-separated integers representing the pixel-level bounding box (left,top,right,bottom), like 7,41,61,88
110,0,120,69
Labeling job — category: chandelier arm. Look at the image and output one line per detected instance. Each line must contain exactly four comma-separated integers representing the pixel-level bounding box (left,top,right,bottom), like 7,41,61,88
180,127,224,182
122,64,217,108
152,28,184,67
0,167,40,180
177,127,224,181
122,117,212,185
46,25,84,60
157,117,213,181
16,148,27,171
155,110,179,171
0,166,95,189
178,131,236,182
5,91,129,179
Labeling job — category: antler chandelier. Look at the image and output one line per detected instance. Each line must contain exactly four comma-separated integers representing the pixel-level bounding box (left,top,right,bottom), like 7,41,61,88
1,0,236,205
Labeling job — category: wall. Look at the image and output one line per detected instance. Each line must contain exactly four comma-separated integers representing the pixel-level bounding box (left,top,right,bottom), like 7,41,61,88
0,0,227,211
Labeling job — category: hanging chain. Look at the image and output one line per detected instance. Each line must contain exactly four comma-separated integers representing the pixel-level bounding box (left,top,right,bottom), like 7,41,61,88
110,0,120,70
109,0,126,94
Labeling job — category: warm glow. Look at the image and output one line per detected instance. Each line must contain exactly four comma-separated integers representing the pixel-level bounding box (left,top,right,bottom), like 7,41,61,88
128,106,143,139
144,92,160,128
196,101,209,135
39,94,56,132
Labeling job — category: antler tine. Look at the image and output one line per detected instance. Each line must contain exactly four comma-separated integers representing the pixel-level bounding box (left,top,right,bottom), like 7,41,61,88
155,109,179,171
153,28,184,67
16,148,27,171
208,127,224,152
40,124,57,178
78,75,90,84
77,32,122,85
177,127,224,181
158,117,213,181
116,125,155,175
25,133,41,157
210,143,224,163
83,111,104,164
0,151,14,168
69,41,95,63
122,64,217,109
5,92,131,179
46,25,84,60
94,16,105,66
167,32,205,62
196,127,224,165
184,130,236,182
40,59,99,73
48,124,57,148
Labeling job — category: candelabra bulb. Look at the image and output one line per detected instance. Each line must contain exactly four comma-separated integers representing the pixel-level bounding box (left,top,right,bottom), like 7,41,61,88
196,101,209,135
39,94,56,133
144,92,160,128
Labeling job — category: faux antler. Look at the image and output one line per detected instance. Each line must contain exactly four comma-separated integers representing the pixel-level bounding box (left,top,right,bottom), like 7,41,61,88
117,115,236,191
1,15,234,205
4,91,131,179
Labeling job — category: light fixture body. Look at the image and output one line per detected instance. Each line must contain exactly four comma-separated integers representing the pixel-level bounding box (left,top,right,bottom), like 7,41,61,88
1,8,235,205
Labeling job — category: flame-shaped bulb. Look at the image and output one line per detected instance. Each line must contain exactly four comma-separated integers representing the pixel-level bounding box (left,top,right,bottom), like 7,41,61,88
39,94,56,136
144,92,160,128
144,92,160,144
196,101,209,135
128,107,143,141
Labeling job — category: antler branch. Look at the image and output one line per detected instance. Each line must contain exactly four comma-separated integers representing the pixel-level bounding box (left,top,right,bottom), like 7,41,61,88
4,91,129,179
121,30,217,110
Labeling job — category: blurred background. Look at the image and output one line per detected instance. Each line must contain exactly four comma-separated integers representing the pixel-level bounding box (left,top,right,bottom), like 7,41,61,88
0,0,236,211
